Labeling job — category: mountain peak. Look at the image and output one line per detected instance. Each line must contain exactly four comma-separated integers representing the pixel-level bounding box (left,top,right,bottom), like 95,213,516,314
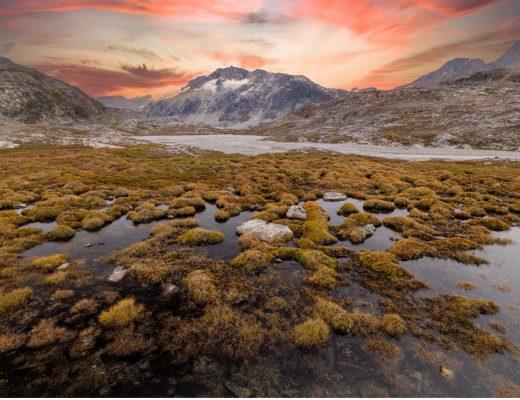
409,39,520,86
146,67,346,128
492,40,520,69
0,56,104,122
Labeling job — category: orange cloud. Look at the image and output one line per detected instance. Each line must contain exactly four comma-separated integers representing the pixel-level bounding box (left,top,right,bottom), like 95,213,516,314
33,62,196,97
286,0,501,44
209,52,276,69
0,0,261,20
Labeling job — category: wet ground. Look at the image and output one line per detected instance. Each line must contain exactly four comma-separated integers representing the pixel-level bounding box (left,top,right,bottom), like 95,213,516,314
136,135,520,161
8,197,520,397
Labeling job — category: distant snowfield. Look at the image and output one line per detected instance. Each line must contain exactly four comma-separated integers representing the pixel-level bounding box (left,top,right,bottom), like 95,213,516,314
136,135,520,161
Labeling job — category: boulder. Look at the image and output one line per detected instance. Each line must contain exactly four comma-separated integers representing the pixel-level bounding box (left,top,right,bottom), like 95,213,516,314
236,219,293,243
286,205,307,220
108,266,128,283
323,192,347,201
360,224,376,236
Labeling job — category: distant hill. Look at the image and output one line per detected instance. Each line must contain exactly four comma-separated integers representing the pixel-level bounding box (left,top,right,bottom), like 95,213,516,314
145,66,347,128
0,57,104,123
98,95,152,111
409,40,520,86
248,68,520,150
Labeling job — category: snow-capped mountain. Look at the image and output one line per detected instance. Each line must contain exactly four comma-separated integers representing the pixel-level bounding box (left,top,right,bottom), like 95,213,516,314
145,66,347,128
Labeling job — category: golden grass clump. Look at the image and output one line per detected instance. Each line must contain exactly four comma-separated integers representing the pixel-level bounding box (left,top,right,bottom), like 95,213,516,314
44,271,70,286
301,201,337,245
26,253,68,272
388,238,436,260
337,202,359,216
177,228,225,246
99,298,144,327
293,318,330,349
46,224,75,241
0,287,33,314
363,199,396,212
184,269,218,306
231,250,273,272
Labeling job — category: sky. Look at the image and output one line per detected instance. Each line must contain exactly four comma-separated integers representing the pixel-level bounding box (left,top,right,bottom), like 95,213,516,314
1,0,519,98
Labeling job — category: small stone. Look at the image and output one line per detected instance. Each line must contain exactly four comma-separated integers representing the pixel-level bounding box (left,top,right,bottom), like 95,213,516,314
56,262,70,271
84,243,93,248
106,196,115,201
323,192,347,201
274,258,282,263
227,187,237,195
286,205,307,220
440,366,455,380
108,266,128,283
224,381,252,398
12,203,27,209
360,224,376,236
161,283,179,297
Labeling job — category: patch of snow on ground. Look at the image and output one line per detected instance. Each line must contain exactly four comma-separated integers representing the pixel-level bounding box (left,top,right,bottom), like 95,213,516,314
0,140,18,149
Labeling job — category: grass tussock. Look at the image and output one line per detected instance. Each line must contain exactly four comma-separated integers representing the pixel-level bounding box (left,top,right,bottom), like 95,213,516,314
98,298,144,327
177,228,225,246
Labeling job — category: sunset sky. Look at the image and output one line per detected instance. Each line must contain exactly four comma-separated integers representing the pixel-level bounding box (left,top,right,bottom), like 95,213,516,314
1,0,519,98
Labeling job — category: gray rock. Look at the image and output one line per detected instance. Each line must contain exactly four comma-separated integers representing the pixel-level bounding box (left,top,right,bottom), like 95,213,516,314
323,192,347,201
0,56,104,123
227,187,237,195
162,283,179,297
12,203,27,209
440,366,455,380
360,224,376,236
108,266,128,283
236,219,293,243
56,262,70,271
224,380,252,398
286,205,307,220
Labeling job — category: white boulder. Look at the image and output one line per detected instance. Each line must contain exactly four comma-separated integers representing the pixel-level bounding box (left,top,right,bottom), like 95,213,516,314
323,192,347,201
108,266,128,283
286,205,307,220
236,219,293,243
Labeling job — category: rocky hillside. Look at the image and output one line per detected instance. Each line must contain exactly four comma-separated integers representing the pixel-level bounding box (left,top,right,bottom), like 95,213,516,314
98,95,152,111
249,68,520,150
145,66,347,128
409,40,520,86
0,57,105,123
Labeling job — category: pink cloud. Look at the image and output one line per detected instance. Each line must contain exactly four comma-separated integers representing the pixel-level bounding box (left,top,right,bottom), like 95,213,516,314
33,62,196,97
0,0,261,20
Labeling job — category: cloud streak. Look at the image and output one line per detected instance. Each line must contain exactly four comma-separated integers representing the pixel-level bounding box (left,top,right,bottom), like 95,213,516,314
34,62,195,96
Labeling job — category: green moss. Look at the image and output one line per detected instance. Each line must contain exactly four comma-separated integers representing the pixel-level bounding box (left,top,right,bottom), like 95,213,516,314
301,202,337,245
177,228,225,246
